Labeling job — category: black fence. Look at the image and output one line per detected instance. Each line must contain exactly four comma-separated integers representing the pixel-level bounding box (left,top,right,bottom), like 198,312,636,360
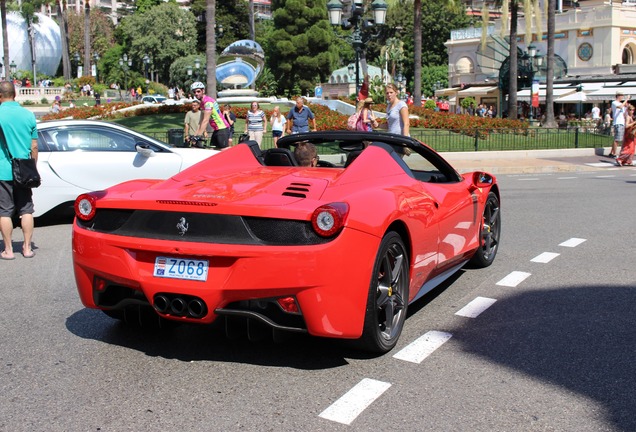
146,127,614,152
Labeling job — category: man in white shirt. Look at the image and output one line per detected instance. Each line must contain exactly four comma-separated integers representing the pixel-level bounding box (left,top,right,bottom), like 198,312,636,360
610,92,630,158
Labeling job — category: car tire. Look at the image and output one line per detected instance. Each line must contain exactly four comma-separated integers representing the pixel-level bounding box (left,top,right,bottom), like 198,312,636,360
469,191,501,268
358,231,409,353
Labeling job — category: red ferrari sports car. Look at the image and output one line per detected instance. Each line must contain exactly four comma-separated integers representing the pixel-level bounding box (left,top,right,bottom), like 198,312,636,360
72,131,500,353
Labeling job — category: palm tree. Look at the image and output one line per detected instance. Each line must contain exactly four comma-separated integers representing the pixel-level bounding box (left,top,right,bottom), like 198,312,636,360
381,37,404,79
56,0,71,80
83,0,90,76
542,0,557,127
413,0,422,106
206,0,218,98
508,0,519,119
248,0,255,41
1,0,9,80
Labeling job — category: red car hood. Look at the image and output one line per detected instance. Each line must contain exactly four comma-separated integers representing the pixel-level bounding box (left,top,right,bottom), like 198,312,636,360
130,167,334,207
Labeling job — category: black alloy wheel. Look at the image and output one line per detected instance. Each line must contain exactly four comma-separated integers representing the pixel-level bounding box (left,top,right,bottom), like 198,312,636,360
359,231,410,353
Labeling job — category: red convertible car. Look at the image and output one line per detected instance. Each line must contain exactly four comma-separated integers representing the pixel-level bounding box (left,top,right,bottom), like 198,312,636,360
72,131,500,353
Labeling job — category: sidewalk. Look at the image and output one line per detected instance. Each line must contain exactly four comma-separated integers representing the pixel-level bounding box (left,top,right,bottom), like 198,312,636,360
441,147,619,174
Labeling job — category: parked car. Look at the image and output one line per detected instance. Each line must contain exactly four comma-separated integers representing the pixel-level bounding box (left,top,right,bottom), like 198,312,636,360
35,119,217,217
72,131,501,353
141,95,167,104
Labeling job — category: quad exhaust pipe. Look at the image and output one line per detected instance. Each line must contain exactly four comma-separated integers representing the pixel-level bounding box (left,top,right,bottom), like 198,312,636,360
153,294,207,319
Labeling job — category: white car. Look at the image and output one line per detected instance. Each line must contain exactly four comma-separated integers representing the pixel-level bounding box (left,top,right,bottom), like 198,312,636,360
141,95,167,104
35,120,217,218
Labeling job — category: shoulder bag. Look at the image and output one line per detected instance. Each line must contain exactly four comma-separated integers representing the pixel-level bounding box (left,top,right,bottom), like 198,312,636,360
0,127,41,188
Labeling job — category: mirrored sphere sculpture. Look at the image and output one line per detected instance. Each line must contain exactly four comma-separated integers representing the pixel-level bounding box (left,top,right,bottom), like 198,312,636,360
216,40,265,89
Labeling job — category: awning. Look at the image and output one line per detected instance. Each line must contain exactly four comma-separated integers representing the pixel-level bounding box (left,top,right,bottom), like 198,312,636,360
517,87,576,102
586,86,636,101
457,86,499,97
435,87,458,97
555,91,589,103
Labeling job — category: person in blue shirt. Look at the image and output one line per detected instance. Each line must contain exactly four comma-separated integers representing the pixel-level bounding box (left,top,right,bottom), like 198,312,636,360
286,97,317,134
0,81,38,260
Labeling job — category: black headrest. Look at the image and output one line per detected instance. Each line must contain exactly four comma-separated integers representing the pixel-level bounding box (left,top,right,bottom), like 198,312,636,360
344,150,363,168
263,148,299,166
244,140,264,164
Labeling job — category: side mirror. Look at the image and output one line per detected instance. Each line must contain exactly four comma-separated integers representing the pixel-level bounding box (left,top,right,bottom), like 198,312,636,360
136,144,155,158
469,171,493,191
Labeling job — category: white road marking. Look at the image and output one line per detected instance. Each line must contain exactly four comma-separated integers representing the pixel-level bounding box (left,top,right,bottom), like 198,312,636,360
559,238,586,247
455,297,497,318
585,162,616,168
518,178,540,181
557,176,577,180
496,271,531,287
596,175,616,178
531,252,560,263
318,378,391,425
392,331,453,364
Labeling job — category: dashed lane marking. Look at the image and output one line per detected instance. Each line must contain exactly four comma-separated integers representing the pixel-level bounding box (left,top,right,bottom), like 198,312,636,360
559,238,587,247
392,330,453,364
557,176,577,180
517,178,540,181
455,297,497,318
318,378,392,425
595,175,617,178
531,252,560,263
496,271,531,287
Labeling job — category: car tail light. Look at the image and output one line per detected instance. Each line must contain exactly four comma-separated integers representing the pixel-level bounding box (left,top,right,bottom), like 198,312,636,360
75,193,96,221
311,202,349,237
277,296,300,314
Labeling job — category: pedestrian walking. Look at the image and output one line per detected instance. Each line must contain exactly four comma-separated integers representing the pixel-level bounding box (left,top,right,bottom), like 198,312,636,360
270,106,286,147
610,91,630,158
384,83,410,136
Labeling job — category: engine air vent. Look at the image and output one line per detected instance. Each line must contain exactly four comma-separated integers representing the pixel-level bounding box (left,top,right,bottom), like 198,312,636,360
282,182,310,198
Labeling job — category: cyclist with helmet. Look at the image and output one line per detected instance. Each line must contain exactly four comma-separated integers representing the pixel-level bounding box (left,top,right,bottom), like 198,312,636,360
191,81,230,149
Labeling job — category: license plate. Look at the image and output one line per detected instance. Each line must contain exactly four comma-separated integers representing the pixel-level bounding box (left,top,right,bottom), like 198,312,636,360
153,256,209,282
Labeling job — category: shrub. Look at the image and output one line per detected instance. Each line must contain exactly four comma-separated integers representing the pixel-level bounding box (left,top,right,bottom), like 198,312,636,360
424,99,437,110
41,97,49,104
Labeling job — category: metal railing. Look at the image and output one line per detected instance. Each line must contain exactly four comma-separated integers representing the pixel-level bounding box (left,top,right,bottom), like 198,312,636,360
146,127,614,152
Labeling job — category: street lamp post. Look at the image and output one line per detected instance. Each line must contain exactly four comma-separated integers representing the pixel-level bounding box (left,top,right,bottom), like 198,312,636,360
327,0,388,98
73,52,81,78
521,43,544,122
187,57,202,83
396,71,405,100
119,53,132,98
9,60,16,81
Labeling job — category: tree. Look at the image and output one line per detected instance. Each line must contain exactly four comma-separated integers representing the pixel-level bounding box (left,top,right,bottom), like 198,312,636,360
380,37,404,79
508,0,519,119
543,0,557,127
83,0,90,76
413,0,421,106
55,0,71,80
190,0,249,54
67,8,115,74
249,0,255,41
1,0,9,80
118,2,197,84
206,0,217,97
269,0,338,96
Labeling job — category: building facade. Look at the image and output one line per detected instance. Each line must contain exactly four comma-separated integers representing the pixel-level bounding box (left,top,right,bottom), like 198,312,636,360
444,0,636,112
